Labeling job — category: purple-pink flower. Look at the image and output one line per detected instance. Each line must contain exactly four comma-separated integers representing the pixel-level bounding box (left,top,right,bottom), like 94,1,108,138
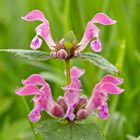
22,10,56,50
78,13,116,52
22,10,116,58
16,67,124,122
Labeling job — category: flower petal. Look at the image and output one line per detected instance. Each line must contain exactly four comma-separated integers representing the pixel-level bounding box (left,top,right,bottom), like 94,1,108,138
90,38,102,52
22,10,47,23
30,35,42,50
78,22,99,51
64,91,80,120
85,89,100,115
100,75,124,85
70,66,85,79
28,106,42,122
39,86,55,115
92,13,117,25
98,103,109,120
22,74,46,86
100,82,124,94
36,23,56,49
16,84,39,96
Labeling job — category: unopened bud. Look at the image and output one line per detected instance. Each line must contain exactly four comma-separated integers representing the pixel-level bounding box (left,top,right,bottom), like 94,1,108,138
76,109,88,120
57,49,67,60
74,50,80,57
79,95,88,107
57,96,67,111
51,104,64,117
75,95,88,111
50,51,57,58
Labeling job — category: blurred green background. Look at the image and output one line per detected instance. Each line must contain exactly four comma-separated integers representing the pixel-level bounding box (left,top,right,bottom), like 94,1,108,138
0,0,140,140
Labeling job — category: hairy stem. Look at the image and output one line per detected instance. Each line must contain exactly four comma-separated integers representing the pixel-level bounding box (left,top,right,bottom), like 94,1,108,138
65,59,71,85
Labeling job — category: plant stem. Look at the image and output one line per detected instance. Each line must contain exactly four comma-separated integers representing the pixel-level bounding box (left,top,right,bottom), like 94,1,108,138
65,59,71,85
21,97,42,140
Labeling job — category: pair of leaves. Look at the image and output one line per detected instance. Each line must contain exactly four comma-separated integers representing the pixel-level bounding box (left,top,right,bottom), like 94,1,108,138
35,119,106,140
0,49,118,74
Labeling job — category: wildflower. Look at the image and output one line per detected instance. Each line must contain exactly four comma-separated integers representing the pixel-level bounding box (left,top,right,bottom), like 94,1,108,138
16,74,64,122
86,75,124,119
16,67,124,122
78,13,116,52
22,10,56,50
22,10,116,61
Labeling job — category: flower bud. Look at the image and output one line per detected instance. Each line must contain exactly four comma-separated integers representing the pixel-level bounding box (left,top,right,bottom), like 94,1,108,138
76,109,88,120
74,50,80,57
75,95,88,111
50,51,57,58
51,104,64,117
57,49,67,60
57,96,67,111
79,95,88,107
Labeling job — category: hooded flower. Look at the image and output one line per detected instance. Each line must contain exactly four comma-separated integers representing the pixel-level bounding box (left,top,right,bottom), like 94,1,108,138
16,67,124,122
78,13,116,52
22,10,56,50
86,75,124,119
16,74,64,122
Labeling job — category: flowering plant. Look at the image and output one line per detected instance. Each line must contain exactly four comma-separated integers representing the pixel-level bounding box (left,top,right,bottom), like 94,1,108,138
0,10,124,140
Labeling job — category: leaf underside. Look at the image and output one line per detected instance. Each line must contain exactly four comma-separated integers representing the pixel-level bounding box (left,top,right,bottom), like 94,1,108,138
80,52,118,74
35,119,106,140
0,49,51,61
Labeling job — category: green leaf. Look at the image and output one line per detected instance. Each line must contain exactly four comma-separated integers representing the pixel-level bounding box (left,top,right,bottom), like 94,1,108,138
35,119,106,140
0,49,51,61
80,52,118,74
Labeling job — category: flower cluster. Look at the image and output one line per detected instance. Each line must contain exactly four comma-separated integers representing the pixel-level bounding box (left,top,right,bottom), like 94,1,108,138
16,67,124,122
22,10,116,60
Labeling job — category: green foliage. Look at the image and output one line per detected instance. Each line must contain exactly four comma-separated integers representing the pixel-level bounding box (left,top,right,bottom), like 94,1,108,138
0,49,51,61
80,52,118,74
35,119,106,140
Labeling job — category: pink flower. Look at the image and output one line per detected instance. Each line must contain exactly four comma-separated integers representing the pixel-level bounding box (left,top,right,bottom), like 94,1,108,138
16,67,124,122
16,74,64,122
22,10,56,50
86,75,124,119
78,13,116,52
